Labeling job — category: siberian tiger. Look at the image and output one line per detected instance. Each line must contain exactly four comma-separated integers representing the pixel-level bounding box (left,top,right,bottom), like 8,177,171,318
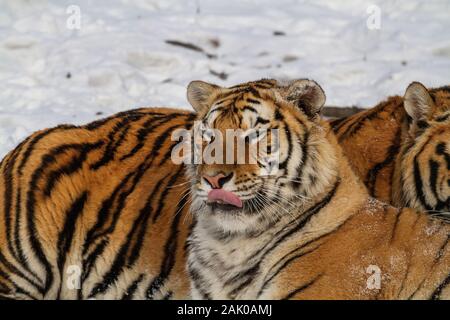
185,79,450,299
0,108,196,299
331,83,450,213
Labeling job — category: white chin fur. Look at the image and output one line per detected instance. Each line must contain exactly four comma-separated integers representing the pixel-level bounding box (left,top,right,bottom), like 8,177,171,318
192,201,269,234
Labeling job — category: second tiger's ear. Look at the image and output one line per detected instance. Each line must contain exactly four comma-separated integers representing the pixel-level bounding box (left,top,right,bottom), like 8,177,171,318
187,81,221,115
404,82,435,121
284,79,326,118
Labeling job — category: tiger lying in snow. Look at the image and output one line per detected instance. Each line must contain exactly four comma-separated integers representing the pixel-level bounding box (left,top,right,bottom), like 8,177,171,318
184,79,450,299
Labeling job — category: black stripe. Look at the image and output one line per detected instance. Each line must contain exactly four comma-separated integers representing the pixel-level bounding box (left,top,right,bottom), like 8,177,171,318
56,191,88,299
431,273,450,300
335,100,395,141
248,87,262,98
146,180,190,299
365,128,401,197
44,141,104,197
157,114,196,166
435,113,450,122
0,266,13,296
259,245,318,296
17,125,76,175
274,109,283,121
120,113,190,161
0,251,38,298
409,228,450,299
224,264,258,286
293,130,309,190
121,274,144,300
434,234,450,264
329,116,348,131
254,117,270,126
207,106,226,115
188,266,211,300
389,208,403,243
281,274,323,300
223,264,259,297
402,132,438,209
90,115,141,170
436,142,450,170
161,291,173,300
151,167,185,222
246,98,261,105
8,140,47,285
228,277,252,298
278,122,292,171
331,115,355,134
253,83,273,89
242,106,258,113
428,159,446,210
413,158,433,211
83,109,158,131
2,142,31,276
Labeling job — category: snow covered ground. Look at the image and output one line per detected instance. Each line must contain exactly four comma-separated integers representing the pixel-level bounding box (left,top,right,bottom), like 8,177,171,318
0,0,449,157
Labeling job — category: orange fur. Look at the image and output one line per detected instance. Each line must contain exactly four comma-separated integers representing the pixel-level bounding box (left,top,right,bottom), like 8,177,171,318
0,108,194,299
331,85,450,212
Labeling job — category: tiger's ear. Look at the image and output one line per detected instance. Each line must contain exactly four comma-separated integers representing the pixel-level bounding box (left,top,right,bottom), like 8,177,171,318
187,81,221,114
284,79,326,118
404,82,435,121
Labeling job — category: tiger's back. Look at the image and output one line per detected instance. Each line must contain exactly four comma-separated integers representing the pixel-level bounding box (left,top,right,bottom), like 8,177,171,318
330,96,404,202
0,108,194,299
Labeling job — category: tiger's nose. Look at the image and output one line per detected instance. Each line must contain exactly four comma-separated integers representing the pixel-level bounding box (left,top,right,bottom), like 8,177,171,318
203,172,234,189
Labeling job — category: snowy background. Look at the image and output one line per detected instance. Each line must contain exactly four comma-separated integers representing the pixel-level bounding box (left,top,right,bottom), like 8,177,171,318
0,0,449,157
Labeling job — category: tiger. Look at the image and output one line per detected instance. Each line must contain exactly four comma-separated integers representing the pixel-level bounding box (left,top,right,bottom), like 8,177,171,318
185,78,450,299
330,82,450,213
0,107,197,299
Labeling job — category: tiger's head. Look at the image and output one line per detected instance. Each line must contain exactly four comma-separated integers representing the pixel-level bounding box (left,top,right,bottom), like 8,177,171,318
395,82,450,213
183,79,338,235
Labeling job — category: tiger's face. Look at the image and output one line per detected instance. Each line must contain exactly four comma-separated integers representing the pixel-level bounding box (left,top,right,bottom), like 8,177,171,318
184,79,337,234
400,83,450,212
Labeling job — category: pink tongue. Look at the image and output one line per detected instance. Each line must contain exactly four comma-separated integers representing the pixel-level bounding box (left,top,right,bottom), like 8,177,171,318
208,189,243,208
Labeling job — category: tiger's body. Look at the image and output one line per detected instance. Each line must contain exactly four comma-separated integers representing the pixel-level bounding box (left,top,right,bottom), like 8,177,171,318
0,108,195,299
331,84,450,212
185,79,450,300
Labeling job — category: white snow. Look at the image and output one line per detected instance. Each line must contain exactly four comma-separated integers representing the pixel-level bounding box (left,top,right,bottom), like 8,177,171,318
0,0,449,157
